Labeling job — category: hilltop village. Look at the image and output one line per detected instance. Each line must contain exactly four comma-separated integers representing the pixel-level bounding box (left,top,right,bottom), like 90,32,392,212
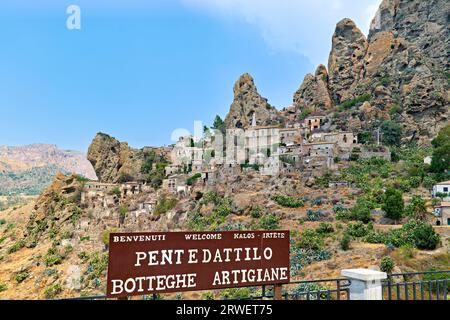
82,111,390,215
0,0,448,299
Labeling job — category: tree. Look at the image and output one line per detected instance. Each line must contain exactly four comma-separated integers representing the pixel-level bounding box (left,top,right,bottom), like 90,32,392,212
430,124,450,173
212,115,226,136
431,124,450,149
340,233,351,251
381,120,402,146
380,256,395,273
357,131,373,145
382,187,404,222
350,198,373,223
406,195,428,221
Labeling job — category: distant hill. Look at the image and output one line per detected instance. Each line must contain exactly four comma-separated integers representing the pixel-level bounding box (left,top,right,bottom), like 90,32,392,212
0,144,97,196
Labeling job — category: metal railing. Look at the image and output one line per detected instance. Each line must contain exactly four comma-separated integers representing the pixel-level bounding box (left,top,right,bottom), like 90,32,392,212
233,278,351,301
382,270,450,301
57,278,351,301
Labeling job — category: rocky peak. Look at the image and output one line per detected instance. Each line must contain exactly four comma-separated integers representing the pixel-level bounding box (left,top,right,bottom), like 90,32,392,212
328,18,368,104
293,64,333,112
87,133,146,183
224,73,280,128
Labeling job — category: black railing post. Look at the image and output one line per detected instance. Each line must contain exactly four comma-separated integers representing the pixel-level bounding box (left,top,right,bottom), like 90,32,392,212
337,280,341,301
387,275,392,301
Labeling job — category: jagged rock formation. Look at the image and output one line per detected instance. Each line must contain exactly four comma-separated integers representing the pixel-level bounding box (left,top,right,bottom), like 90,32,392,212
293,64,333,111
292,0,449,143
224,73,280,128
328,18,368,104
27,173,83,245
369,0,449,70
87,133,146,183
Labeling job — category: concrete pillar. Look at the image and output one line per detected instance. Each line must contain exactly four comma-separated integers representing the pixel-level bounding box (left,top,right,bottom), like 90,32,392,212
341,269,387,300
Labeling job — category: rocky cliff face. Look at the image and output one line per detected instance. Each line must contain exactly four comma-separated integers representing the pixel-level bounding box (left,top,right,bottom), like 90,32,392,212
224,73,280,128
292,0,449,143
87,133,146,183
369,0,449,71
327,18,368,104
293,64,333,110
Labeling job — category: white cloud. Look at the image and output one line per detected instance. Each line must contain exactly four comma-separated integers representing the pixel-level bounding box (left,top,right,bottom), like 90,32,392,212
182,0,382,66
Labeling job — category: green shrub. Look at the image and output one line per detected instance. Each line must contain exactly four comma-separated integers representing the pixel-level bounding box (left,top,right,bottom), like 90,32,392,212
358,131,373,145
220,287,255,300
296,229,324,250
340,234,351,251
316,222,334,234
101,228,118,248
15,270,30,283
87,252,109,281
340,93,371,109
387,219,440,250
290,247,332,276
201,291,215,300
186,173,202,186
380,256,395,273
250,206,262,219
364,230,388,244
398,244,417,260
349,152,360,161
307,210,324,221
44,283,62,299
290,283,329,300
0,283,7,292
388,104,400,115
154,196,178,215
259,214,280,231
44,246,64,267
111,187,121,196
346,222,369,238
298,107,313,120
213,199,232,218
119,206,128,219
435,192,448,199
7,240,25,254
349,198,373,223
272,195,304,208
75,174,89,183
405,220,440,250
78,251,89,262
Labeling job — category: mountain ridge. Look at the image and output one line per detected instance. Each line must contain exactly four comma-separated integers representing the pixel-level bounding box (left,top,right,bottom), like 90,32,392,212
0,144,97,196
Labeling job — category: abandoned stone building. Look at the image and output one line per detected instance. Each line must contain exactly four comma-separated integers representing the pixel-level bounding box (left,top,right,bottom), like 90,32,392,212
433,202,450,226
279,127,303,146
162,174,191,197
304,111,326,131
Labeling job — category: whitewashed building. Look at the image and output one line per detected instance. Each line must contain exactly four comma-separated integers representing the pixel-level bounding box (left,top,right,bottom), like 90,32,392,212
432,181,450,200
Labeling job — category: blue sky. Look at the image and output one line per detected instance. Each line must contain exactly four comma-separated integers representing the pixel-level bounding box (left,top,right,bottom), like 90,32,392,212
0,0,381,152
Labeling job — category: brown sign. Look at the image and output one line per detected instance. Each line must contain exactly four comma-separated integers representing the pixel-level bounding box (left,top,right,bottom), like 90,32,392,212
106,231,290,298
